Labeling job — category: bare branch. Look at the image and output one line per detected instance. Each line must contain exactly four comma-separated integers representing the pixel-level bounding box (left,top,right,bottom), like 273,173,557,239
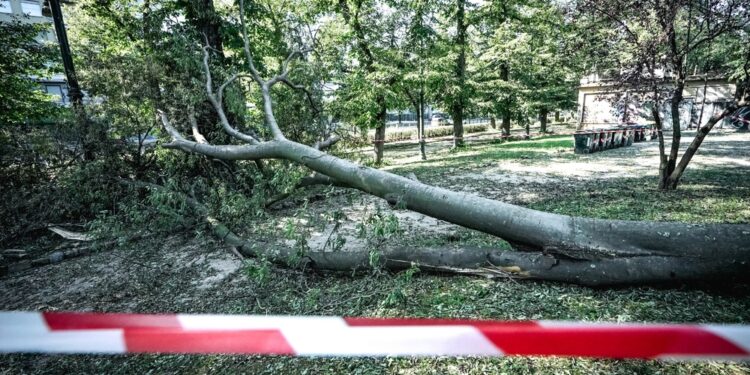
159,110,281,160
313,135,341,150
158,110,187,142
267,50,310,87
260,84,286,140
200,46,260,145
188,107,208,144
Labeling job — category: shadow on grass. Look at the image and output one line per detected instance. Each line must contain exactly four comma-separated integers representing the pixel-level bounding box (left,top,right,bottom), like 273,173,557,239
527,165,749,223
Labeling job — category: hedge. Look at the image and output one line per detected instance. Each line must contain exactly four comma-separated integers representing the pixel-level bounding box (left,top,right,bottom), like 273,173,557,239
369,123,489,142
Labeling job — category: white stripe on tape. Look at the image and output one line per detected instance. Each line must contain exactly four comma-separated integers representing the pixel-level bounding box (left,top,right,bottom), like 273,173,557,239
0,331,126,354
177,315,347,330
0,312,48,333
284,326,502,356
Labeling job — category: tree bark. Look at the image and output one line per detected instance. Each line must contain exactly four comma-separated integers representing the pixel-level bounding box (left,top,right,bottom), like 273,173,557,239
162,122,750,284
665,76,684,188
374,95,386,164
554,111,560,122
664,104,737,189
653,105,671,190
451,0,467,148
418,90,427,160
500,64,511,136
183,0,224,54
539,108,548,133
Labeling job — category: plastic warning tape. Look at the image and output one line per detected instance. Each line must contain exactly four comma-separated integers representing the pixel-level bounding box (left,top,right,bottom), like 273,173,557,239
1,312,750,359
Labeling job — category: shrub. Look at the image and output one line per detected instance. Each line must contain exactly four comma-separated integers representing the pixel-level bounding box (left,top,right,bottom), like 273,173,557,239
369,123,489,143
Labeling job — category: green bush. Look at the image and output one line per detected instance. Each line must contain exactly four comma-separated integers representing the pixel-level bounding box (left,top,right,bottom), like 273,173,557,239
370,123,489,143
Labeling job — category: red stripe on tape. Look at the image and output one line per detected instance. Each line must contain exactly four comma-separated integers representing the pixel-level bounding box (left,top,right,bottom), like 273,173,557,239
44,312,182,330
124,329,295,355
344,317,539,328
478,326,747,359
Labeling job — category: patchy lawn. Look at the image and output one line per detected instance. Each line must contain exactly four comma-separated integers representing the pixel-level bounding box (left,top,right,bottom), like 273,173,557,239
2,129,750,374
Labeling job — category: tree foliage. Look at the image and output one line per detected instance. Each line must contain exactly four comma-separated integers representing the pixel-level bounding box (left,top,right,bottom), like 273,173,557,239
0,19,58,125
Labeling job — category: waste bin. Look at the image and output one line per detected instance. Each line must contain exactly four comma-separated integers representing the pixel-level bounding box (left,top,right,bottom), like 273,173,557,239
598,130,608,149
633,125,644,142
624,127,634,146
612,129,623,147
574,132,594,154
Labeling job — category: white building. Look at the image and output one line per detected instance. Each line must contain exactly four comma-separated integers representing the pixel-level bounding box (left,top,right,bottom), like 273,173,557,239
576,75,737,129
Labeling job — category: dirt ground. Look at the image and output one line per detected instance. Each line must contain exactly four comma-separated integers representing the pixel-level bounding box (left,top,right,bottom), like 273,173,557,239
2,128,750,374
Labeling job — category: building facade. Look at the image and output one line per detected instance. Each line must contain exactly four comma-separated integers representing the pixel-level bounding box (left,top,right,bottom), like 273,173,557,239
1,0,69,105
576,75,737,130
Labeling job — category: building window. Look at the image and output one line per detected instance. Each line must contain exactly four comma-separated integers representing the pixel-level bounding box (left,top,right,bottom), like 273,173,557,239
0,0,12,13
22,1,43,17
44,84,68,104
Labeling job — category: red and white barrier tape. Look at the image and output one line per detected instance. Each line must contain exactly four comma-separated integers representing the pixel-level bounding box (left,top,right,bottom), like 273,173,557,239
1,312,749,359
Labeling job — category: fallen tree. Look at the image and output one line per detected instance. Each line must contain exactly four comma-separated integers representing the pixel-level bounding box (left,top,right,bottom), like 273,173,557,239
130,178,750,287
155,2,750,286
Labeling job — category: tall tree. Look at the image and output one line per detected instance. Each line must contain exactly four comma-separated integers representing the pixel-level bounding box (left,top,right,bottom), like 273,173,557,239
334,0,392,164
577,0,749,189
397,0,440,160
450,0,468,147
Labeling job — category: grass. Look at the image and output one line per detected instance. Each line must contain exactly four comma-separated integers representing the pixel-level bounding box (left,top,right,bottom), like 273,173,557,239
2,133,750,374
527,166,750,223
386,135,575,177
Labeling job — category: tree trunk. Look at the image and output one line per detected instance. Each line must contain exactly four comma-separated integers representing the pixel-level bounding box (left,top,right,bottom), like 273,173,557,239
653,105,671,190
664,104,738,189
184,0,224,55
452,106,464,148
451,0,466,148
501,113,510,136
418,91,427,160
161,133,750,286
490,116,496,129
539,108,548,133
374,95,386,165
554,111,560,122
499,64,511,136
660,51,685,190
158,7,750,287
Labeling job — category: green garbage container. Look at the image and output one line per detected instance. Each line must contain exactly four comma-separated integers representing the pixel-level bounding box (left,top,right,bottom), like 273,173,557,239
613,128,623,147
599,130,609,149
634,125,644,142
574,132,595,154
624,128,634,146
591,132,600,152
